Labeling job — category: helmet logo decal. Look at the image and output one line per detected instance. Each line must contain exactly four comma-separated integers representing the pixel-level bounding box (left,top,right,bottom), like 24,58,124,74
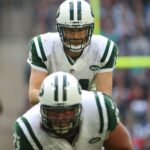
77,0,82,20
54,75,58,101
69,1,74,20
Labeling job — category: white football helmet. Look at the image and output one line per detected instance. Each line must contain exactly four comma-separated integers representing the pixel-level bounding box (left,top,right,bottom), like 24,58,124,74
56,0,94,53
39,71,82,137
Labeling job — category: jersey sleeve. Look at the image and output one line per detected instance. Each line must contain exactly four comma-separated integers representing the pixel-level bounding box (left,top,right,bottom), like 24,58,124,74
27,35,48,72
100,39,119,71
103,93,120,131
13,120,34,150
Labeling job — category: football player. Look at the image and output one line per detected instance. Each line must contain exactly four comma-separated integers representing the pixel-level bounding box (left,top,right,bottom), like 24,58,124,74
13,72,133,150
28,0,119,105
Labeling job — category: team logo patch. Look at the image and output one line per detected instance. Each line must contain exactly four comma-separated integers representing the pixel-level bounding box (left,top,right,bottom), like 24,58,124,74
89,65,100,71
89,137,101,143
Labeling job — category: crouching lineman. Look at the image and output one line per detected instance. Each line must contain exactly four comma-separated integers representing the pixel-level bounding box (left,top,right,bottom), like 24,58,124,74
13,72,133,150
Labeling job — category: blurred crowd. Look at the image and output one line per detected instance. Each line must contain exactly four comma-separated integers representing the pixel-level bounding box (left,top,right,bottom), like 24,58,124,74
23,0,150,150
101,1,150,149
101,0,150,56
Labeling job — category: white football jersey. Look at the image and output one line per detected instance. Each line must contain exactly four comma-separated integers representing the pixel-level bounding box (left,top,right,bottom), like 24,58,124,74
27,32,118,90
13,91,119,150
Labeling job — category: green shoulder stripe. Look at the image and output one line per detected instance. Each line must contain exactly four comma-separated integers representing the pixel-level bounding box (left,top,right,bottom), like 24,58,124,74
29,38,47,69
101,43,118,69
101,39,111,63
13,121,34,150
37,35,47,61
21,117,43,150
103,94,118,131
94,91,104,134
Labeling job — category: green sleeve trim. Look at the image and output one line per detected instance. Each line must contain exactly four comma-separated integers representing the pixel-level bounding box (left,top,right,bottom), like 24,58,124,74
13,121,34,150
37,35,47,61
29,38,47,70
94,91,104,133
101,43,118,69
21,117,43,150
101,39,111,63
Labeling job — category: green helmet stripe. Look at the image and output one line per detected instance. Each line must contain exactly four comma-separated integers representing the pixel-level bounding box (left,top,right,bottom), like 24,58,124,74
77,0,82,20
63,74,67,101
69,1,74,20
54,75,59,102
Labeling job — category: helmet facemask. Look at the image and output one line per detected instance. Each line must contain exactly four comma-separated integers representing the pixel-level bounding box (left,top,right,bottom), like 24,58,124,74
41,104,82,138
57,23,94,53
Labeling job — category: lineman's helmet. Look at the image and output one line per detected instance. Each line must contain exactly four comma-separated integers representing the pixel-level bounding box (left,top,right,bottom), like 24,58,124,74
39,72,82,137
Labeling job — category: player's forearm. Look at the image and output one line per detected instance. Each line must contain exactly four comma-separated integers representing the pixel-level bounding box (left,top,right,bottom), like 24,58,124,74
29,89,39,105
96,85,112,96
104,123,134,150
95,72,112,96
